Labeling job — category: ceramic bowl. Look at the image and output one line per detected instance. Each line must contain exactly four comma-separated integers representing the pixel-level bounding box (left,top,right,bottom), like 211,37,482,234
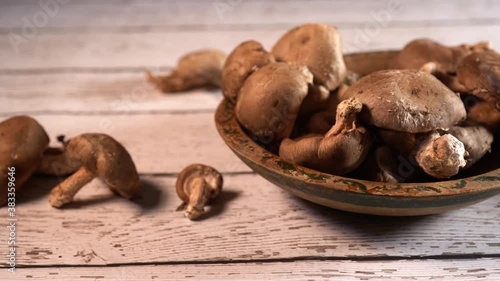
215,50,500,216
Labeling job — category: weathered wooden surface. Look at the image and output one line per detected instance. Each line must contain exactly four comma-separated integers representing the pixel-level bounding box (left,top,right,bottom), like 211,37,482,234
0,73,221,114
1,0,498,29
0,174,498,266
2,26,500,70
3,259,500,281
1,0,499,279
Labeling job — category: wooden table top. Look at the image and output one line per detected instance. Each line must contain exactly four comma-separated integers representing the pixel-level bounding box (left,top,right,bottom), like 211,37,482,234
1,0,499,280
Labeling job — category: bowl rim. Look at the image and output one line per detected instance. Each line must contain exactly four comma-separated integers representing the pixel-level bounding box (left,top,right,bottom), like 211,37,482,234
214,52,500,199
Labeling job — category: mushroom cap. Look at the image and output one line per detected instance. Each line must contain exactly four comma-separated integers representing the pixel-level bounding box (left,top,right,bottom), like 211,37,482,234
235,62,313,143
176,49,227,87
175,164,223,204
457,50,500,108
0,116,49,205
391,38,490,73
271,23,346,91
391,39,461,72
340,69,466,133
221,40,275,104
65,133,140,198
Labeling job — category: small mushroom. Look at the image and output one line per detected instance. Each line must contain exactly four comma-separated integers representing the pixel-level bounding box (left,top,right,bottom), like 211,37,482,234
415,132,467,178
271,23,347,91
341,69,468,178
221,40,275,103
279,98,372,175
146,49,226,93
176,164,223,220
447,125,493,169
456,50,500,109
46,134,140,208
0,116,49,206
235,62,313,144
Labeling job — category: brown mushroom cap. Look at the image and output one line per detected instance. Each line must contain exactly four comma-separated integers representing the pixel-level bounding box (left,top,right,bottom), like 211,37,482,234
271,23,346,91
221,40,275,104
341,69,466,133
457,50,500,108
235,62,313,143
391,38,490,73
0,116,49,206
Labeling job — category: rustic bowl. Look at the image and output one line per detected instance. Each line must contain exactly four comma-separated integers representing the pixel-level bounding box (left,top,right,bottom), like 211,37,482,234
215,50,500,216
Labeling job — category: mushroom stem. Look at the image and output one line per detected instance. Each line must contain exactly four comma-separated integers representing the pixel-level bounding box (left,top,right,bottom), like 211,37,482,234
280,98,371,175
175,164,223,220
49,167,95,208
415,133,467,178
325,97,362,137
184,177,208,220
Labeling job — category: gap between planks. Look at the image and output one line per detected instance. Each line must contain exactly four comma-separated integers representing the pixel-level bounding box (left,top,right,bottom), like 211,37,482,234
5,258,500,281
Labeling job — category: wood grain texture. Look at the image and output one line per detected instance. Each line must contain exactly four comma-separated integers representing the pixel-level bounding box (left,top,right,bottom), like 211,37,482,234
1,0,500,277
0,73,221,114
0,113,251,173
0,174,498,266
3,258,500,281
1,26,500,70
0,0,498,30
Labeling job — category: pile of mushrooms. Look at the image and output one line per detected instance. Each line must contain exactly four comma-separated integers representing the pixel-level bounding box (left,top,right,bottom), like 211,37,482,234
149,23,499,183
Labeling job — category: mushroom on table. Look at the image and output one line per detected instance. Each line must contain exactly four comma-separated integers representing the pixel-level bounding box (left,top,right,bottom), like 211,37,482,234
39,134,141,208
0,116,49,206
147,49,227,93
176,164,223,220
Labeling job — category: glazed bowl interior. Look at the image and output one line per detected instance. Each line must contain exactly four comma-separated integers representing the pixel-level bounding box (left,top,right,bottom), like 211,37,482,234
215,50,500,216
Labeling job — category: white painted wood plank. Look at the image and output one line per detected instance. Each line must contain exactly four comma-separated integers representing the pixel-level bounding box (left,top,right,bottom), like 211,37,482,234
0,113,251,173
0,0,498,30
1,26,499,70
1,174,499,266
3,259,500,281
0,73,222,114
